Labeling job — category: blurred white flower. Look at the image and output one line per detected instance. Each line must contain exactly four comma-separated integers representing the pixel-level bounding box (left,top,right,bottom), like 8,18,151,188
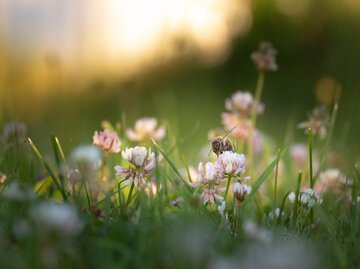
290,144,308,169
215,151,246,178
2,121,26,144
115,146,156,190
70,145,101,170
93,129,121,153
218,201,226,216
232,182,252,203
315,168,351,194
243,220,271,243
200,185,225,206
29,202,83,236
221,113,252,139
298,105,330,140
289,189,321,208
225,91,264,116
127,117,165,142
197,162,220,185
2,182,35,202
288,192,296,203
250,41,278,72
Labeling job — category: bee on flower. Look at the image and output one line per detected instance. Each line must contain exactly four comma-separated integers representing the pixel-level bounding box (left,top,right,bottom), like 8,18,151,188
114,146,156,190
93,129,121,153
127,117,166,142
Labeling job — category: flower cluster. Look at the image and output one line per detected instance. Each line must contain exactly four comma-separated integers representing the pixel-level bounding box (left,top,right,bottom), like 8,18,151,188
2,121,27,144
298,105,330,139
314,169,352,199
93,129,121,153
115,146,156,190
192,151,250,206
127,117,165,142
288,188,322,208
250,41,278,72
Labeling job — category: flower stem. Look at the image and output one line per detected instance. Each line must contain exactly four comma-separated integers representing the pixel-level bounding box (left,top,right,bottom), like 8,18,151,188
224,175,232,202
100,152,108,181
126,182,135,206
293,171,303,227
248,71,265,172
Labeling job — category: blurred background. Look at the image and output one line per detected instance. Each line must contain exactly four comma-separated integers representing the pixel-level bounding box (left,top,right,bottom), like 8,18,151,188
0,0,359,160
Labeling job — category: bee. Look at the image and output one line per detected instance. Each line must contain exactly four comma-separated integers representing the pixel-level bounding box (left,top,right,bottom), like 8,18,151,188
210,126,237,156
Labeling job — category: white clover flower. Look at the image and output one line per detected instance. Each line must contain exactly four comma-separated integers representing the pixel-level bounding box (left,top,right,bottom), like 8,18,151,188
29,202,83,236
233,182,252,203
200,185,225,206
225,91,264,116
218,201,226,216
250,41,278,72
93,129,121,153
70,145,101,170
115,146,156,190
215,151,246,178
127,117,165,142
197,162,220,185
2,182,35,202
288,192,296,203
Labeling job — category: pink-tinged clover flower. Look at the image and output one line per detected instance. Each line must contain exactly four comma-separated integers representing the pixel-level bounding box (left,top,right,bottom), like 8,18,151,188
298,105,330,140
127,117,165,142
114,146,156,190
215,151,247,178
200,185,225,206
93,129,121,153
225,91,264,116
232,182,252,203
251,41,278,72
197,162,220,185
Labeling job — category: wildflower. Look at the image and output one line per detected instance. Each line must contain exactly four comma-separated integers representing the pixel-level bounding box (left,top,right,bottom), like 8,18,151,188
0,172,6,184
29,202,83,236
289,189,321,208
200,185,225,206
225,91,264,116
315,168,350,193
2,121,27,144
2,182,35,202
127,117,165,142
290,144,308,169
93,129,121,153
243,220,271,242
114,146,156,190
197,162,220,185
288,192,296,203
218,201,226,216
268,207,283,220
233,182,252,203
298,105,330,139
70,145,101,179
250,41,278,72
215,151,246,178
180,166,199,184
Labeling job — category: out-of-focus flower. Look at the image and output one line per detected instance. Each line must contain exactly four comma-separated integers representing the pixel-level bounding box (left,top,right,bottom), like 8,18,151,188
232,182,252,203
70,145,101,178
180,166,199,184
250,41,278,72
225,91,264,116
93,129,121,153
2,182,35,202
289,188,322,208
200,185,225,206
253,130,264,156
298,105,330,139
218,201,226,216
243,220,271,242
29,202,82,236
215,151,246,178
0,172,7,184
197,162,220,185
315,168,351,194
114,146,156,190
171,196,185,207
67,169,82,185
2,121,27,144
268,207,283,221
127,117,165,142
290,144,308,169
221,113,252,139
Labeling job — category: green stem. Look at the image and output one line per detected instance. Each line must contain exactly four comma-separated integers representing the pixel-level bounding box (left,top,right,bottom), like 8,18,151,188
248,71,265,173
308,128,314,189
293,171,303,227
224,175,232,202
100,152,108,181
126,182,135,206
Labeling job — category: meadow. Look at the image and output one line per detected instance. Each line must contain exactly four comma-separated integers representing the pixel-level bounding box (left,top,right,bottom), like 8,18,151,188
1,40,359,269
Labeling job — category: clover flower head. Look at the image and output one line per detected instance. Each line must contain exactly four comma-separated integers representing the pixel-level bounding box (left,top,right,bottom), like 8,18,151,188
232,182,252,202
197,162,220,185
225,91,264,116
251,41,278,72
288,189,321,208
127,117,165,142
217,201,226,216
215,151,246,177
200,185,225,206
115,146,156,190
93,129,121,153
298,105,330,140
